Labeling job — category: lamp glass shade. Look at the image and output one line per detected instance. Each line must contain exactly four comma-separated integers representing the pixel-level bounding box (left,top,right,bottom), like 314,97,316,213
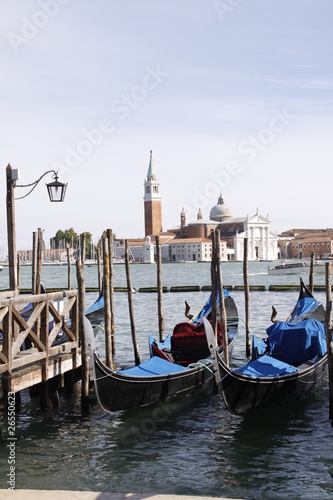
46,179,67,202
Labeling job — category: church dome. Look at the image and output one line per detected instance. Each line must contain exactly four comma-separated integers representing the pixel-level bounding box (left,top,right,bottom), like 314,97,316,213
210,195,232,222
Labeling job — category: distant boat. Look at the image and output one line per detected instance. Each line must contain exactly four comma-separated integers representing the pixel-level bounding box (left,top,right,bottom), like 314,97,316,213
0,265,3,271
267,261,310,275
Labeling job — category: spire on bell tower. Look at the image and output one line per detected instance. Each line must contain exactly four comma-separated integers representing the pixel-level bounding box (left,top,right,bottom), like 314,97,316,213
147,150,156,180
143,150,162,236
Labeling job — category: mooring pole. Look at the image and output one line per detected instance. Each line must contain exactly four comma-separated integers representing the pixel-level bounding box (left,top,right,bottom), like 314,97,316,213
125,239,140,365
243,237,251,357
103,236,112,369
76,259,89,413
80,232,86,265
156,235,164,342
67,244,71,290
6,164,17,293
32,231,37,295
216,230,228,366
107,229,116,356
97,239,102,295
325,262,333,421
17,253,21,295
309,250,315,295
210,230,217,340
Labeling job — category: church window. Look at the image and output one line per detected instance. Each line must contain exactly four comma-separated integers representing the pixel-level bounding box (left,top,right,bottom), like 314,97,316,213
146,186,150,194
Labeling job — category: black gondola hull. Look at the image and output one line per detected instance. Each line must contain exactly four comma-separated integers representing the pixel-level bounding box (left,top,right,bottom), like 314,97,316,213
219,354,327,415
93,354,217,411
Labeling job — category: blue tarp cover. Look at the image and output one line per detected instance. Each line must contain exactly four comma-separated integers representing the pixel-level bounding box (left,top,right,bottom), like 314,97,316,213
192,288,230,325
235,355,298,377
120,356,188,377
266,318,326,366
288,296,321,323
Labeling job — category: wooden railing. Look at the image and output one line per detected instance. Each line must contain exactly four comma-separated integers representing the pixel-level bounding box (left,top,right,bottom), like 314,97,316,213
0,290,79,394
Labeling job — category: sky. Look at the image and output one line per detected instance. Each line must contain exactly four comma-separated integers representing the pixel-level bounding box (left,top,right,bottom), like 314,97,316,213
0,0,332,255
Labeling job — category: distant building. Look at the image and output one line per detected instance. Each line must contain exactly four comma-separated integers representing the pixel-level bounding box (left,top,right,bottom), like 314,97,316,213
169,237,227,263
143,151,162,236
170,196,278,261
121,156,278,263
278,228,333,259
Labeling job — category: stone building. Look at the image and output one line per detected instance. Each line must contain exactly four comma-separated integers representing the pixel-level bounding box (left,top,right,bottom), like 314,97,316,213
278,229,333,259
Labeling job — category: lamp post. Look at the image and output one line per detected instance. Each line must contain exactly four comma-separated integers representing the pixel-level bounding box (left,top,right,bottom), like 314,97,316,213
6,164,68,294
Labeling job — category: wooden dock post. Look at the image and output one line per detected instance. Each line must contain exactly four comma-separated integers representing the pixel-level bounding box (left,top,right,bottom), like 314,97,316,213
76,260,89,413
325,262,333,421
215,230,228,366
97,239,102,295
32,231,37,295
6,164,17,293
80,232,86,265
103,236,113,369
17,253,21,295
309,250,315,294
67,244,71,290
34,228,43,339
107,229,116,356
156,235,164,342
36,227,43,295
125,239,140,365
243,237,251,357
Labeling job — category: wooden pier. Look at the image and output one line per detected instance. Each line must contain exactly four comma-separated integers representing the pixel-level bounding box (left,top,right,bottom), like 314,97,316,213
0,289,81,402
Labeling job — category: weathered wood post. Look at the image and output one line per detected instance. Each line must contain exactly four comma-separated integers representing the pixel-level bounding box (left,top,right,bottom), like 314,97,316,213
17,253,21,295
34,228,43,339
210,230,217,339
216,230,228,366
107,229,116,355
156,235,164,342
76,259,89,413
6,164,17,293
125,239,140,365
103,236,113,368
325,262,333,420
32,231,37,295
243,237,251,357
36,228,43,295
309,250,315,294
97,239,102,294
67,244,71,290
80,232,86,265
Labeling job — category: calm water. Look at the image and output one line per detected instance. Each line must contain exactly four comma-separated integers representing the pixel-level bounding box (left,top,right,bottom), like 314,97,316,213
0,262,333,499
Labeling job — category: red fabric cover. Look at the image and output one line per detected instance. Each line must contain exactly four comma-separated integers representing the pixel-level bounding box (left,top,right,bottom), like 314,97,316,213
170,320,223,366
151,343,173,362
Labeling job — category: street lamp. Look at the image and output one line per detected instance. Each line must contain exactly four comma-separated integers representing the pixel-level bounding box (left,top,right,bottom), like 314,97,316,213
6,164,68,293
14,169,67,203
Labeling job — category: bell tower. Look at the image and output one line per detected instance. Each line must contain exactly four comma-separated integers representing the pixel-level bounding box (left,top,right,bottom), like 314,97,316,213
144,150,162,236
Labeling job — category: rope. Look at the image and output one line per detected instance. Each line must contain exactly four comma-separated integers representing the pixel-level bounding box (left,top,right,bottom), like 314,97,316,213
188,359,214,374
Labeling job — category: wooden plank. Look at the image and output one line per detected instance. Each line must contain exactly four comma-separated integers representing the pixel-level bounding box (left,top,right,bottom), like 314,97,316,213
0,351,82,396
0,306,8,323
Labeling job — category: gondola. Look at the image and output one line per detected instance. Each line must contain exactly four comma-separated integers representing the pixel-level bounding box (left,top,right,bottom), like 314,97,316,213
86,288,239,412
211,278,327,415
85,288,105,327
